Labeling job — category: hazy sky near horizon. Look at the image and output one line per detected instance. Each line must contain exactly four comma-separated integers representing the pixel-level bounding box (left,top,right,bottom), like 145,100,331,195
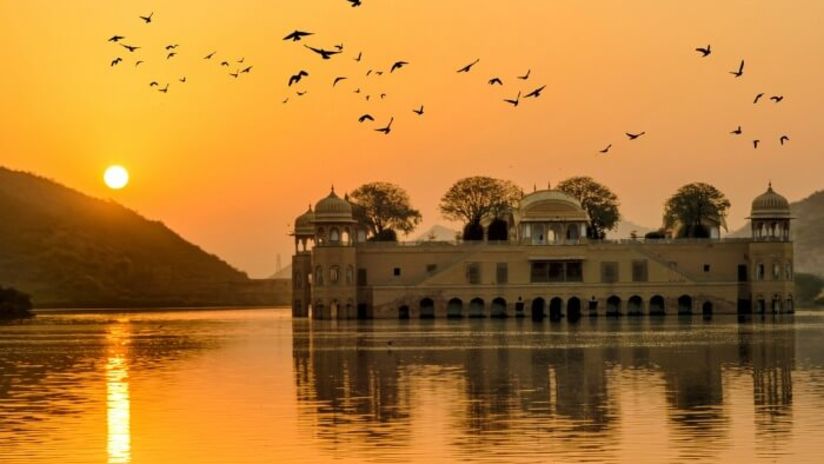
2,1,823,277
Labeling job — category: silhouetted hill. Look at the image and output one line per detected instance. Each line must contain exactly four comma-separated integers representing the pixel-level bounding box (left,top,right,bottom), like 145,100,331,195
730,190,824,275
0,167,284,308
605,219,654,239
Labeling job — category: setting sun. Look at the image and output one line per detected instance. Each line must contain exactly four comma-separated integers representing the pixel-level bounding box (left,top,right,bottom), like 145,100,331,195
103,165,129,190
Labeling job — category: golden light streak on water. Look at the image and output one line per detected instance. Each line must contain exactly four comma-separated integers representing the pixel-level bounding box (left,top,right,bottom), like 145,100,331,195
106,324,131,464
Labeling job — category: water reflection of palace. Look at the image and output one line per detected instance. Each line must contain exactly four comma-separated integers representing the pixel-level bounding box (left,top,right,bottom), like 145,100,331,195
292,318,796,454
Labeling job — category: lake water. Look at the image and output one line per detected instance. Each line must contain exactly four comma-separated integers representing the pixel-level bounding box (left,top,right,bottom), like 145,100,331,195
1,309,823,463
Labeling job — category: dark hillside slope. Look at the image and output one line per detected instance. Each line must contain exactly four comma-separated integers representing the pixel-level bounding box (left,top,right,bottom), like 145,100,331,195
0,167,276,307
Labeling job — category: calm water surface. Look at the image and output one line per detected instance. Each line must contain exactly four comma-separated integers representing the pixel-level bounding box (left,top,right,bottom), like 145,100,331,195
2,309,824,463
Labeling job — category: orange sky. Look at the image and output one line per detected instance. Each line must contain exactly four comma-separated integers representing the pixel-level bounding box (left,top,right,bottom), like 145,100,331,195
1,1,823,277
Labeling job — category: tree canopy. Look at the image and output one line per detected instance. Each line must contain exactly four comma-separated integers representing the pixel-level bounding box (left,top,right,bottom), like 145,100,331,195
349,182,422,241
664,182,731,238
0,286,33,319
439,176,523,240
556,176,620,239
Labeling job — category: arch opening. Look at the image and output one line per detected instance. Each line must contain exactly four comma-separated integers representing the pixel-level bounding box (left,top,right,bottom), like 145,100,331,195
531,297,545,321
606,296,621,316
420,298,435,319
649,295,666,316
628,295,643,316
567,297,582,321
469,297,485,318
491,297,507,318
549,297,563,321
447,298,464,318
678,295,693,315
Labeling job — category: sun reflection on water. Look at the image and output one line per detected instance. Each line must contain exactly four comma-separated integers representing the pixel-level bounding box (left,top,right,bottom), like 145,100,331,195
106,323,131,464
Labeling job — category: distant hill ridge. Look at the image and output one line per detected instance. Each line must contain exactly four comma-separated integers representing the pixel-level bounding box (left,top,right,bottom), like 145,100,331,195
0,167,281,308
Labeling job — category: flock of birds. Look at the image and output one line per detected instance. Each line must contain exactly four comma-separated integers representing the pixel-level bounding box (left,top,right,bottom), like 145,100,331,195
599,44,791,154
705,46,790,149
278,29,549,135
107,10,792,150
107,11,256,96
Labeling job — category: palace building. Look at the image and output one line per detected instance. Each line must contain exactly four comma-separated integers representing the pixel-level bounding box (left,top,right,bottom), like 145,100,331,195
290,184,794,320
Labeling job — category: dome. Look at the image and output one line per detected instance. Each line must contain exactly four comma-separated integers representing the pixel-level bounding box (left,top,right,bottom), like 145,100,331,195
518,189,590,222
314,187,355,222
750,183,792,219
293,205,315,236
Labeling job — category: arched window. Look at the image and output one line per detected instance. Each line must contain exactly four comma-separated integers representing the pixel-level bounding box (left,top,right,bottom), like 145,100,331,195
330,228,340,243
315,266,324,286
756,263,765,280
345,265,354,285
316,227,326,245
785,261,793,280
773,262,781,280
342,228,350,244
329,266,340,284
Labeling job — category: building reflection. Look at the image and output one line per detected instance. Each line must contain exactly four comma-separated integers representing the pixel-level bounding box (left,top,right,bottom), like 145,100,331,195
293,318,798,455
106,322,131,464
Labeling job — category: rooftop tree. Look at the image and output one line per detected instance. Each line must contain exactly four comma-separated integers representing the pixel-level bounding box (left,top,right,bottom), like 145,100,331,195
664,182,731,238
439,176,523,240
349,182,422,241
556,176,621,239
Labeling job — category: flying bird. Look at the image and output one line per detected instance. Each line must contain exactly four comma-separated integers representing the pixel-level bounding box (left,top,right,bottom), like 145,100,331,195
730,60,744,78
358,114,374,123
158,83,169,93
770,95,784,103
374,71,383,76
204,51,216,59
626,131,646,140
165,44,179,50
237,57,245,63
139,12,153,23
347,0,362,6
166,52,176,59
354,51,362,62
120,44,140,52
524,85,546,98
695,44,711,57
229,70,239,78
288,70,309,86
779,135,790,145
220,61,230,67
335,43,344,51
753,139,760,148
753,93,764,104
390,61,409,72
503,91,521,107
179,76,187,83
599,144,612,154
283,30,313,42
108,35,125,42
413,105,424,115
517,69,531,80
149,81,159,87
380,93,387,99
241,66,253,73
375,117,394,134
488,77,503,85
135,60,144,66
457,58,480,73
296,90,307,96
110,57,122,67
333,76,347,86
730,126,742,135
354,88,361,94
304,45,341,59
282,97,289,104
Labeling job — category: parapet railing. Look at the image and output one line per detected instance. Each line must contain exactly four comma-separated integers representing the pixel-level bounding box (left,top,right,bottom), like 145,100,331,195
352,237,762,248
